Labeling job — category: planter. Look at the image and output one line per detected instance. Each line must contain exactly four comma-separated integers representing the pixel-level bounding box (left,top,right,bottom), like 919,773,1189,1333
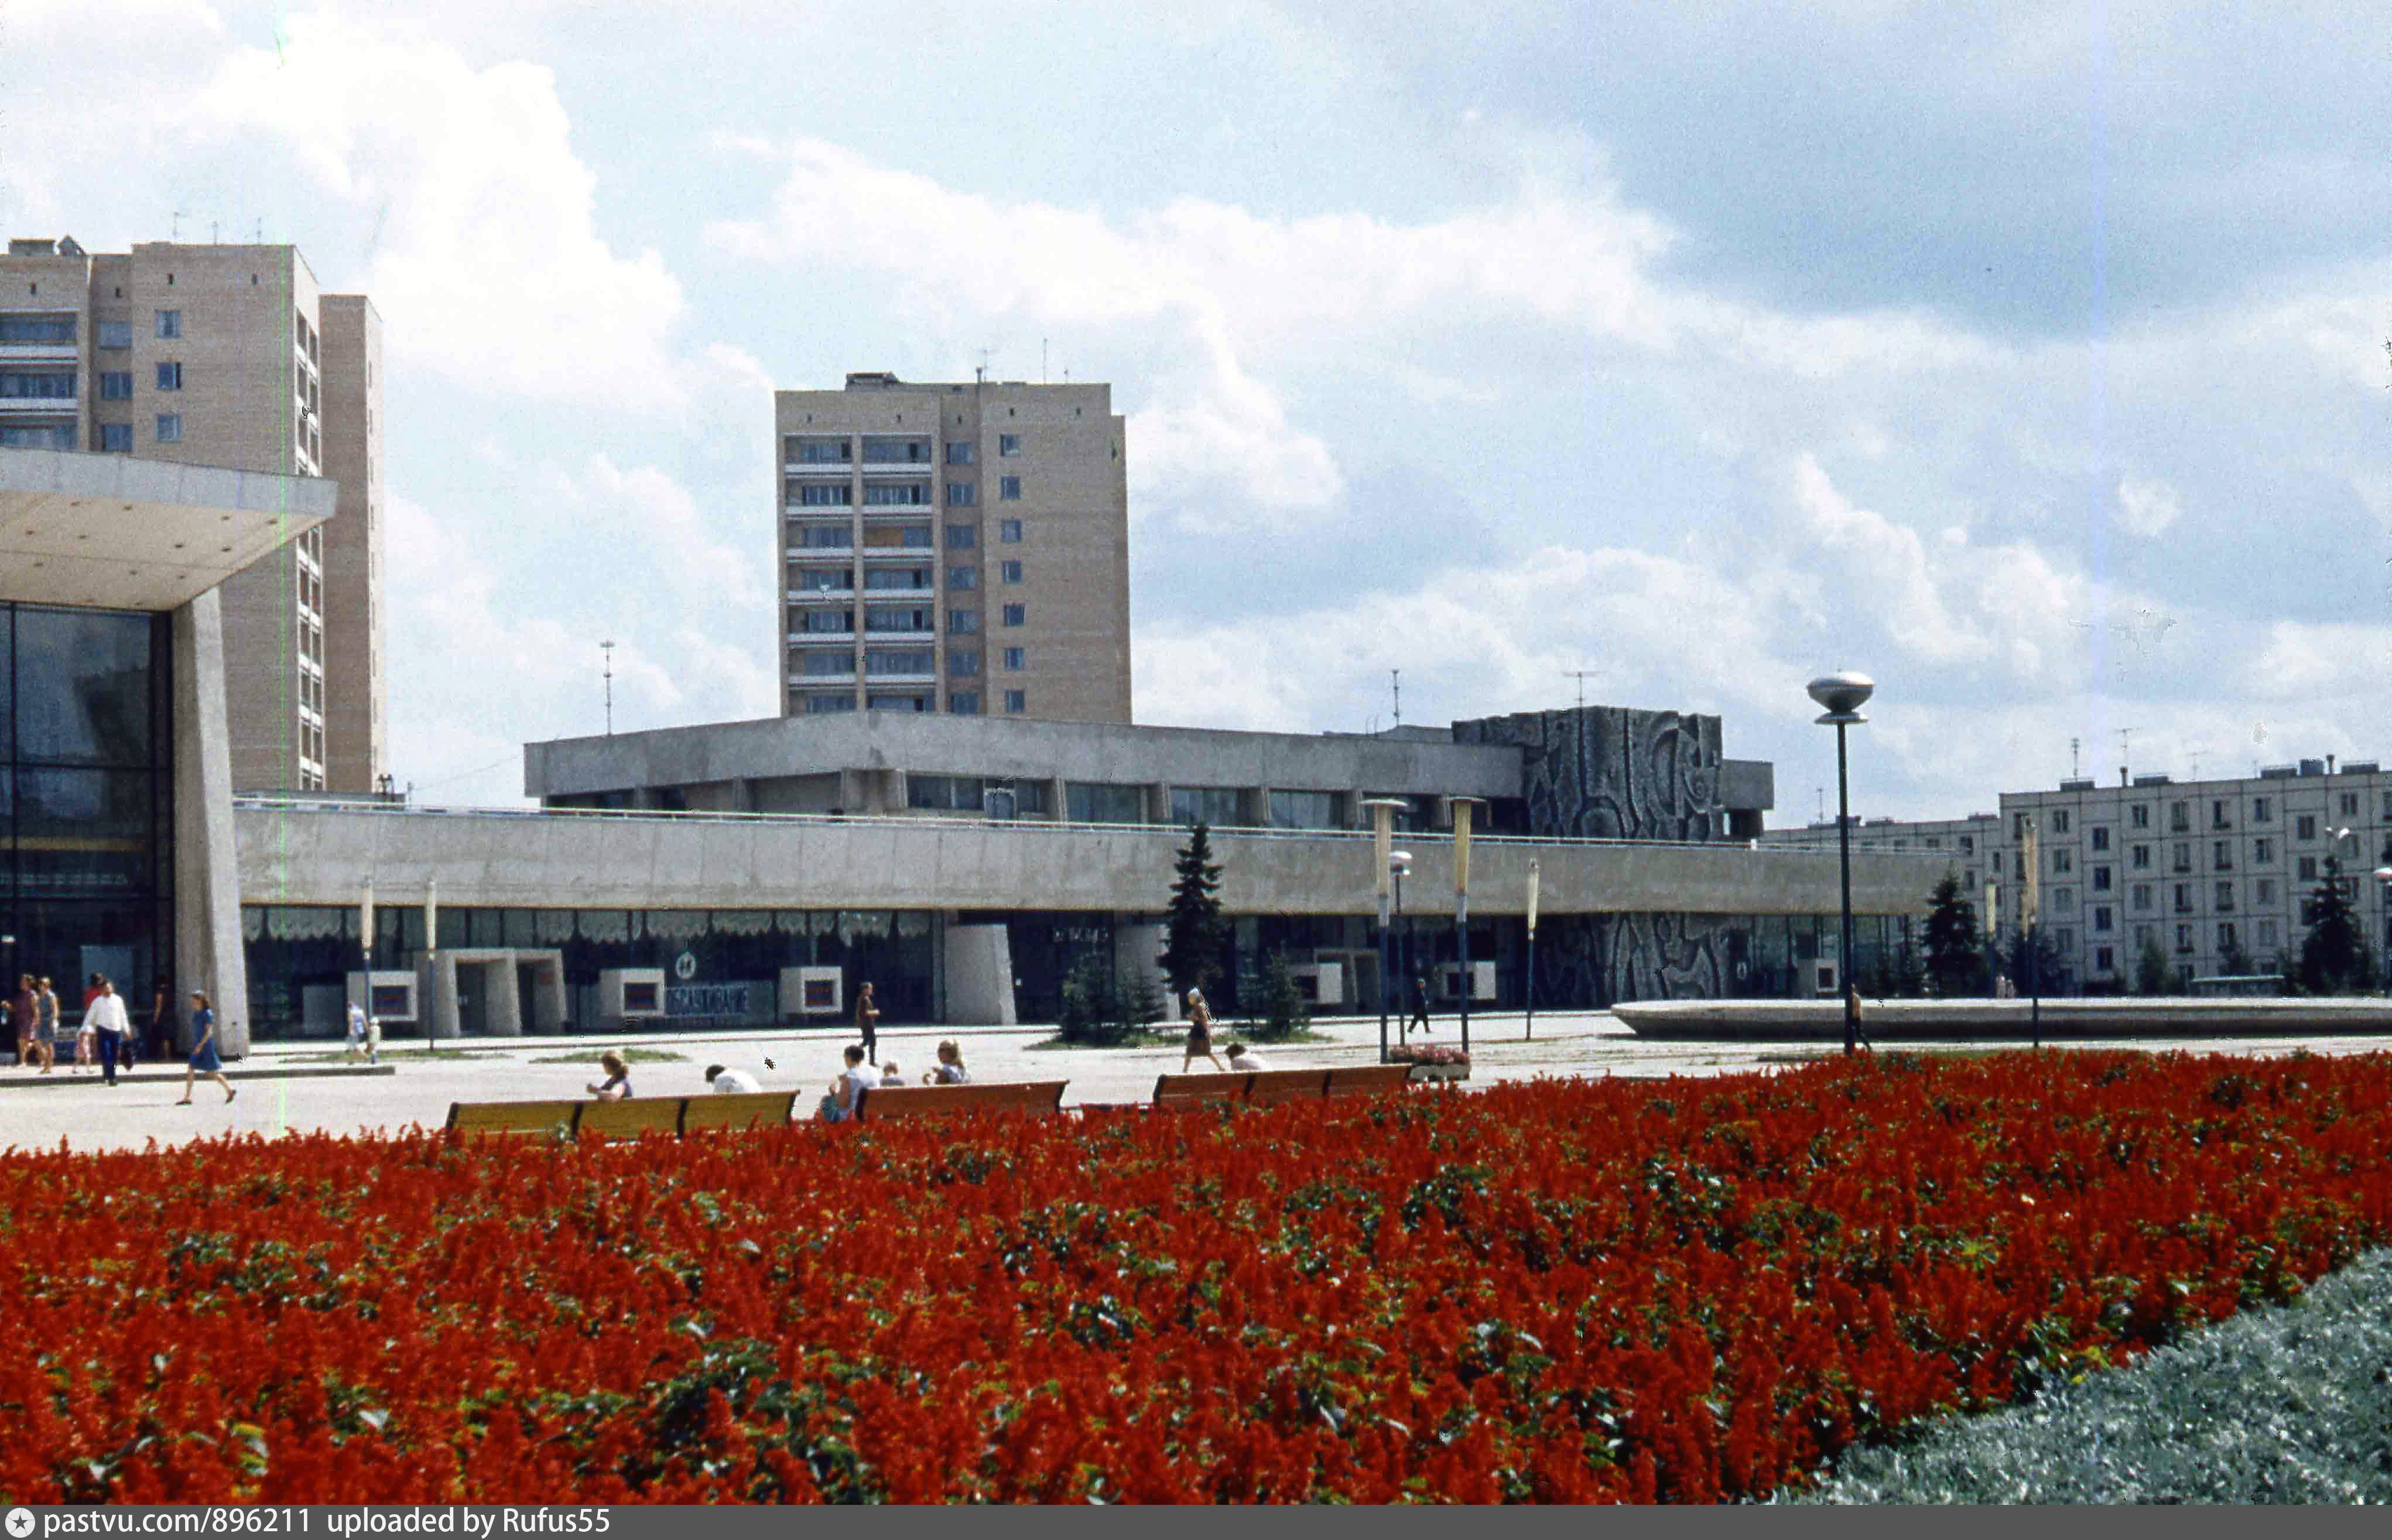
1407,1061,1471,1083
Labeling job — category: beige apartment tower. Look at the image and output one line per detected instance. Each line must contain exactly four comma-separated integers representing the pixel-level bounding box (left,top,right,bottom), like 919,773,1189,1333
775,372,1131,725
0,235,385,792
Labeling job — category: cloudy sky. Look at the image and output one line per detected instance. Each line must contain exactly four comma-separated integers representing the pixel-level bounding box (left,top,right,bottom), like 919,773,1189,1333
7,1,2388,819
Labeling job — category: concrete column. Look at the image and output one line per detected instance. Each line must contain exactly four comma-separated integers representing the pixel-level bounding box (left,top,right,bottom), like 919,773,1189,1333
172,591,251,1058
423,956,461,1039
945,923,1017,1025
490,954,524,1036
1114,920,1165,1004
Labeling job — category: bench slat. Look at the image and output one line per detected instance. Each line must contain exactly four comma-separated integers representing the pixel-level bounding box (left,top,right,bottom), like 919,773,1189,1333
446,1099,583,1135
1325,1063,1418,1097
1243,1069,1331,1106
682,1091,798,1132
1152,1073,1251,1108
575,1097,687,1139
855,1080,1066,1122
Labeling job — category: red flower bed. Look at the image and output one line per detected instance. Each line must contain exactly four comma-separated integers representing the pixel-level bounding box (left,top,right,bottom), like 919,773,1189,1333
4,1051,2391,1504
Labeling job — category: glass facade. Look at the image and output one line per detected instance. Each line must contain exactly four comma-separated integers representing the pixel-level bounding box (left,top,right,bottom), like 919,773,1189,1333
0,604,174,1030
241,905,937,1039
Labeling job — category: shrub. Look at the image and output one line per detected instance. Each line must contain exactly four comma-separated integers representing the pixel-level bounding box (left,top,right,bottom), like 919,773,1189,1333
1252,949,1310,1041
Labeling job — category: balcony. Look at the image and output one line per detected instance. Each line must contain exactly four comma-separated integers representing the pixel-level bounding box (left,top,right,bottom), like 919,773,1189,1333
785,587,855,604
0,395,76,413
860,586,935,603
0,341,78,364
783,460,855,475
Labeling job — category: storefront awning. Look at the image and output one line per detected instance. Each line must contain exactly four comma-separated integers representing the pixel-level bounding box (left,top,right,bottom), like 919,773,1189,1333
0,447,335,611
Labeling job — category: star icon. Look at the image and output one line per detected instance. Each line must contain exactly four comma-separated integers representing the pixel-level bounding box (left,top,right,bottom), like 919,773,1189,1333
6,1508,36,1538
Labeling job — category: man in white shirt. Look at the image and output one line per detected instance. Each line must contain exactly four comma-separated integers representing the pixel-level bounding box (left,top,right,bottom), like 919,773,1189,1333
345,1001,369,1063
836,1044,874,1120
1224,1042,1272,1071
85,978,131,1088
704,1063,762,1094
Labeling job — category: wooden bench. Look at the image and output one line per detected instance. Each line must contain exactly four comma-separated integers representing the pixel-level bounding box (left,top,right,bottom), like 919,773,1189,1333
1243,1068,1332,1106
853,1080,1067,1123
682,1090,798,1133
574,1097,689,1140
1152,1072,1251,1111
1324,1063,1417,1097
445,1099,584,1138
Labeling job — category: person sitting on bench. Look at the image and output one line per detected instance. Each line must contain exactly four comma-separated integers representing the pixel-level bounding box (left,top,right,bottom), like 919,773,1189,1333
586,1052,633,1100
704,1063,761,1094
1224,1042,1272,1071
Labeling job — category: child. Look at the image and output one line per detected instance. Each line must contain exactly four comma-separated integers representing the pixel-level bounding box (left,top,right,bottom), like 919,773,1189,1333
921,1039,969,1084
880,1059,905,1087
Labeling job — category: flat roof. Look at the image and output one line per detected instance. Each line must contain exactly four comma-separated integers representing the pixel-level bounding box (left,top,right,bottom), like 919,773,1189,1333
0,448,334,611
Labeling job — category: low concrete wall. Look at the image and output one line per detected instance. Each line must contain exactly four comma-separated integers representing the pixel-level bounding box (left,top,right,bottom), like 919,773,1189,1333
237,807,1950,922
1616,997,2392,1040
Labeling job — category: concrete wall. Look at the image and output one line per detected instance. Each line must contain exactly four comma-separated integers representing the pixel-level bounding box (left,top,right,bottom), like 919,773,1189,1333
318,293,384,793
237,806,1948,921
526,709,1524,808
944,924,1016,1026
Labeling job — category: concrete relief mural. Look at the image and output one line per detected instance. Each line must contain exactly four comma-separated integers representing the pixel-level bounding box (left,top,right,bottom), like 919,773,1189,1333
1531,912,1740,1008
1455,707,1724,843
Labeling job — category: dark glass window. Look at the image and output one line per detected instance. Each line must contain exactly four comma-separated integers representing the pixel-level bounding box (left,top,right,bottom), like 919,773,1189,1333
14,607,153,765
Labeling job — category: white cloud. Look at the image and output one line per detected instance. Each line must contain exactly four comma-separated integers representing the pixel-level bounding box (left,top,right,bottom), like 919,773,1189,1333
196,12,688,408
2116,474,2184,538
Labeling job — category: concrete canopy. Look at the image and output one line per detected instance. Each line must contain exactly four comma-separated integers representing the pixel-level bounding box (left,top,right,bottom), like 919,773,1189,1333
0,447,334,611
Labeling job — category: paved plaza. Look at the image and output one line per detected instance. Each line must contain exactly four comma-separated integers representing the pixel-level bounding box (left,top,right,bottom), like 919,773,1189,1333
5,1010,2391,1155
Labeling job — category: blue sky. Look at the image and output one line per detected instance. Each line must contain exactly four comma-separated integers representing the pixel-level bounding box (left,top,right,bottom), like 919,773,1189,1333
7,1,2388,817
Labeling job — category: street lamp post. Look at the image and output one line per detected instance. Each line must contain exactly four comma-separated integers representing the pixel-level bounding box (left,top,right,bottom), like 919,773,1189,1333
1983,879,2000,999
2374,865,2392,997
1363,798,1409,1065
1449,796,1486,1058
1806,673,1874,1057
2021,813,2042,1048
1392,851,1413,1044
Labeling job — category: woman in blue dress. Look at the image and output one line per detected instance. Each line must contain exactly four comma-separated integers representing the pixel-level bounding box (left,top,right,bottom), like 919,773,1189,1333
177,990,235,1106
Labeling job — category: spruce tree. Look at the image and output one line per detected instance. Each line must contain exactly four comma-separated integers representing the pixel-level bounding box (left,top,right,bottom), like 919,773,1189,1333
2300,868,2368,994
1161,822,1228,1003
1921,875,1983,997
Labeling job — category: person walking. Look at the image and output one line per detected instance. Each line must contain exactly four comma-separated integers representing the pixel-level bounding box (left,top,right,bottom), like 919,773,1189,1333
344,999,372,1063
854,981,880,1066
1180,986,1227,1073
69,982,97,1074
177,991,235,1106
85,977,130,1088
38,978,63,1074
1407,973,1434,1036
148,982,174,1062
13,975,49,1073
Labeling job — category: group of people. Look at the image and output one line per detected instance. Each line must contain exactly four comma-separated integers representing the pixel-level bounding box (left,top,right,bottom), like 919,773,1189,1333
5,974,234,1104
1175,985,1280,1073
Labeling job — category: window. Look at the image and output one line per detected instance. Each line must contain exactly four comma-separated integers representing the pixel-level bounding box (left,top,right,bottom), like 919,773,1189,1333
795,483,851,507
1000,560,1023,584
2218,922,2239,952
2256,878,2274,905
98,372,132,399
2215,882,2234,911
2340,792,2359,816
2013,813,2027,840
2298,856,2319,880
2054,928,2075,952
2096,946,2115,972
946,482,976,507
2051,848,2072,874
2093,906,2113,932
1001,604,1024,627
999,475,1021,500
2170,802,2189,833
2257,920,2277,946
863,566,932,591
2090,827,2109,852
2174,925,2192,953
0,371,75,399
97,320,131,350
2092,866,2112,891
948,608,978,634
2211,799,2230,829
2014,852,2025,879
948,692,981,715
791,437,851,464
861,437,933,464
99,423,132,453
791,607,852,632
1000,518,1022,543
793,526,852,550
2130,883,2151,911
1960,835,1974,854
2297,815,2317,841
1002,647,1024,670
1171,786,1242,826
2213,841,2232,871
2383,792,2392,820
862,482,931,506
2173,843,2191,873
863,648,935,677
949,651,981,677
2252,796,2271,823
2173,883,2191,912
2052,809,2071,834
946,442,976,465
1003,689,1026,714
1067,782,1145,823
795,651,853,677
1269,790,1337,829
155,362,182,391
2052,888,2075,913
155,310,181,338
863,605,932,632
802,693,856,714
2253,837,2273,863
2131,844,2150,869
0,422,75,449
154,413,182,443
945,524,977,550
998,433,1021,457
946,566,977,590
2130,803,2150,829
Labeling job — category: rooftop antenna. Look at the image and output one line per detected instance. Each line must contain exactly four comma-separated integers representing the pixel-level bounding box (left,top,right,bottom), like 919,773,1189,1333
1041,337,1048,384
601,641,616,737
1816,785,1827,824
2185,743,2212,781
974,347,991,386
210,220,219,244
1391,668,1401,728
1562,666,1602,712
2069,737,2080,780
2116,725,2140,785
170,208,186,239
254,218,263,243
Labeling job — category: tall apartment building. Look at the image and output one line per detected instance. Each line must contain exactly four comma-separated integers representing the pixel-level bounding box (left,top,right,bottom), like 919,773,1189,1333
1766,757,2392,990
775,372,1131,724
0,235,384,793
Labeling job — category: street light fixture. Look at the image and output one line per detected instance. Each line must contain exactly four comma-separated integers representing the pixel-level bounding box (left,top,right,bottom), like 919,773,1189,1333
1525,858,1542,1041
1391,849,1414,1045
1806,672,1874,1056
1363,798,1409,1065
